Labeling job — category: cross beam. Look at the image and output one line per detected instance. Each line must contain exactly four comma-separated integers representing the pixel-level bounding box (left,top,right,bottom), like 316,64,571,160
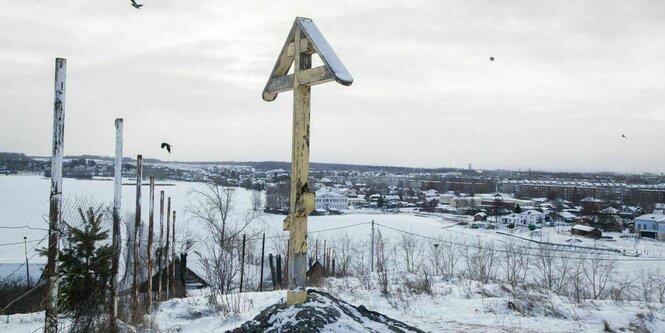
263,17,353,305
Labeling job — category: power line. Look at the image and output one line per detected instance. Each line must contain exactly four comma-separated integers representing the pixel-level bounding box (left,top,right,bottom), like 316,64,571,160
0,226,49,231
374,222,665,262
0,239,43,247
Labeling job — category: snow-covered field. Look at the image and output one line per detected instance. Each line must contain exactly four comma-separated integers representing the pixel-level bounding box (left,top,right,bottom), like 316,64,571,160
3,175,665,332
4,276,664,333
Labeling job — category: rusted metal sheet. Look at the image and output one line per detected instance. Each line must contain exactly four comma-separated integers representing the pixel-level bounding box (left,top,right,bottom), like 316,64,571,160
45,57,66,333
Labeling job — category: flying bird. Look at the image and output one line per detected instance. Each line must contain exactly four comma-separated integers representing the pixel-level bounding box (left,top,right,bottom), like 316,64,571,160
130,0,143,9
489,57,495,61
622,134,627,139
161,142,173,153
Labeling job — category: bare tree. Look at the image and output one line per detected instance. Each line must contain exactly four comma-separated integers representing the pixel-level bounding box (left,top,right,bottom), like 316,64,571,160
398,233,423,274
465,240,496,283
500,241,530,287
375,230,390,295
532,245,570,294
582,254,616,300
251,190,263,212
331,232,357,277
188,184,263,302
439,236,463,277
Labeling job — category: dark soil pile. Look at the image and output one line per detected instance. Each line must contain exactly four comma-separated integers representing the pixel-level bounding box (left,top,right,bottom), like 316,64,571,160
227,289,424,333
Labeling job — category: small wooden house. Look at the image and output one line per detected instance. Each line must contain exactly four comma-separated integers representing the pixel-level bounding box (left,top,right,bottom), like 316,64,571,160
571,224,602,239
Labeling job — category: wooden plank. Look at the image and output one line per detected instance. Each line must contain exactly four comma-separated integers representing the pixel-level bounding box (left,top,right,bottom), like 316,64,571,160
262,21,298,102
286,27,311,306
286,38,314,57
264,66,333,94
296,17,353,86
299,66,334,86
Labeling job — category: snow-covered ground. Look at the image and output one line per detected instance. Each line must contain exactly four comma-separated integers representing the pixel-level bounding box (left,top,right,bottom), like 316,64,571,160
4,275,663,333
3,175,665,332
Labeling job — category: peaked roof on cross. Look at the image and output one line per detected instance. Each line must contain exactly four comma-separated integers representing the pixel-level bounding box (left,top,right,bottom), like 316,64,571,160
262,17,353,102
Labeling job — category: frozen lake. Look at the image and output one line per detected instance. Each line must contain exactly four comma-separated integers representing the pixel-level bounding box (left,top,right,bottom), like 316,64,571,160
0,175,451,266
3,175,661,281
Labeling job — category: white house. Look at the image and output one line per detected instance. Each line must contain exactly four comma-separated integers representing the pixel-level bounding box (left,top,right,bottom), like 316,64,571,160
316,189,348,210
520,210,546,226
502,210,546,226
634,214,665,239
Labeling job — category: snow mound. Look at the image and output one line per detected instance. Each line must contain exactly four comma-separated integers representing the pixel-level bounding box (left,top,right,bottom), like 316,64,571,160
227,289,424,333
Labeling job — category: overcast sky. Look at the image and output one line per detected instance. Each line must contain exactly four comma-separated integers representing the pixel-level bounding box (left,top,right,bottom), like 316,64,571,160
1,1,664,173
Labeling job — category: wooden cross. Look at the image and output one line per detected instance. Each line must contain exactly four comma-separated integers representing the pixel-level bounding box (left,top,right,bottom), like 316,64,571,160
263,17,353,305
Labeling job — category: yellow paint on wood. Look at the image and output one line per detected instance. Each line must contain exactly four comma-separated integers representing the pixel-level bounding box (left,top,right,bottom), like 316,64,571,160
287,290,307,305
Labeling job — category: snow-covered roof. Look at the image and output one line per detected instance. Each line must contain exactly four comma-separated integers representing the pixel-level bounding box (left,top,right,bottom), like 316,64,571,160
571,225,597,232
634,214,665,223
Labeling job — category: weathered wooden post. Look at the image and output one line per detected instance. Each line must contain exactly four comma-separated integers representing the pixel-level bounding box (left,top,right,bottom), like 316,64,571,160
45,57,66,333
262,17,353,304
171,210,176,297
24,237,30,287
323,240,327,270
240,234,246,293
110,118,123,332
147,177,155,313
259,233,265,292
157,191,165,300
132,155,143,321
165,197,171,299
276,254,282,289
269,253,276,290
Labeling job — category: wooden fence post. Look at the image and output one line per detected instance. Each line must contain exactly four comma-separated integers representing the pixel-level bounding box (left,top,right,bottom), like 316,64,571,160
157,191,164,300
110,118,123,332
165,197,171,299
276,254,282,289
269,254,276,290
45,57,66,333
131,155,143,321
147,177,155,313
171,210,176,297
240,234,246,293
259,233,265,292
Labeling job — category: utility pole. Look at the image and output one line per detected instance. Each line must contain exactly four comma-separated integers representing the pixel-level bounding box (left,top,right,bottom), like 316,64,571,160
262,17,353,305
165,197,171,299
157,191,164,300
131,154,143,321
370,220,375,272
45,57,66,333
24,237,30,287
110,118,123,332
147,177,155,313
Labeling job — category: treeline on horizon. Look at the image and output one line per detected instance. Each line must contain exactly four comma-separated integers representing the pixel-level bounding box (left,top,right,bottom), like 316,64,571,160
0,151,661,182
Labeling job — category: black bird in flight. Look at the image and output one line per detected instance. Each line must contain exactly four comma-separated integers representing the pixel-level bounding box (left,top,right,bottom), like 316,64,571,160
622,134,627,139
489,56,495,61
130,0,143,9
161,142,173,153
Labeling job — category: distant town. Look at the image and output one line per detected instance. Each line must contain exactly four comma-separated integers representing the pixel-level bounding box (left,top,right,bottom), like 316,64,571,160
3,151,665,239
